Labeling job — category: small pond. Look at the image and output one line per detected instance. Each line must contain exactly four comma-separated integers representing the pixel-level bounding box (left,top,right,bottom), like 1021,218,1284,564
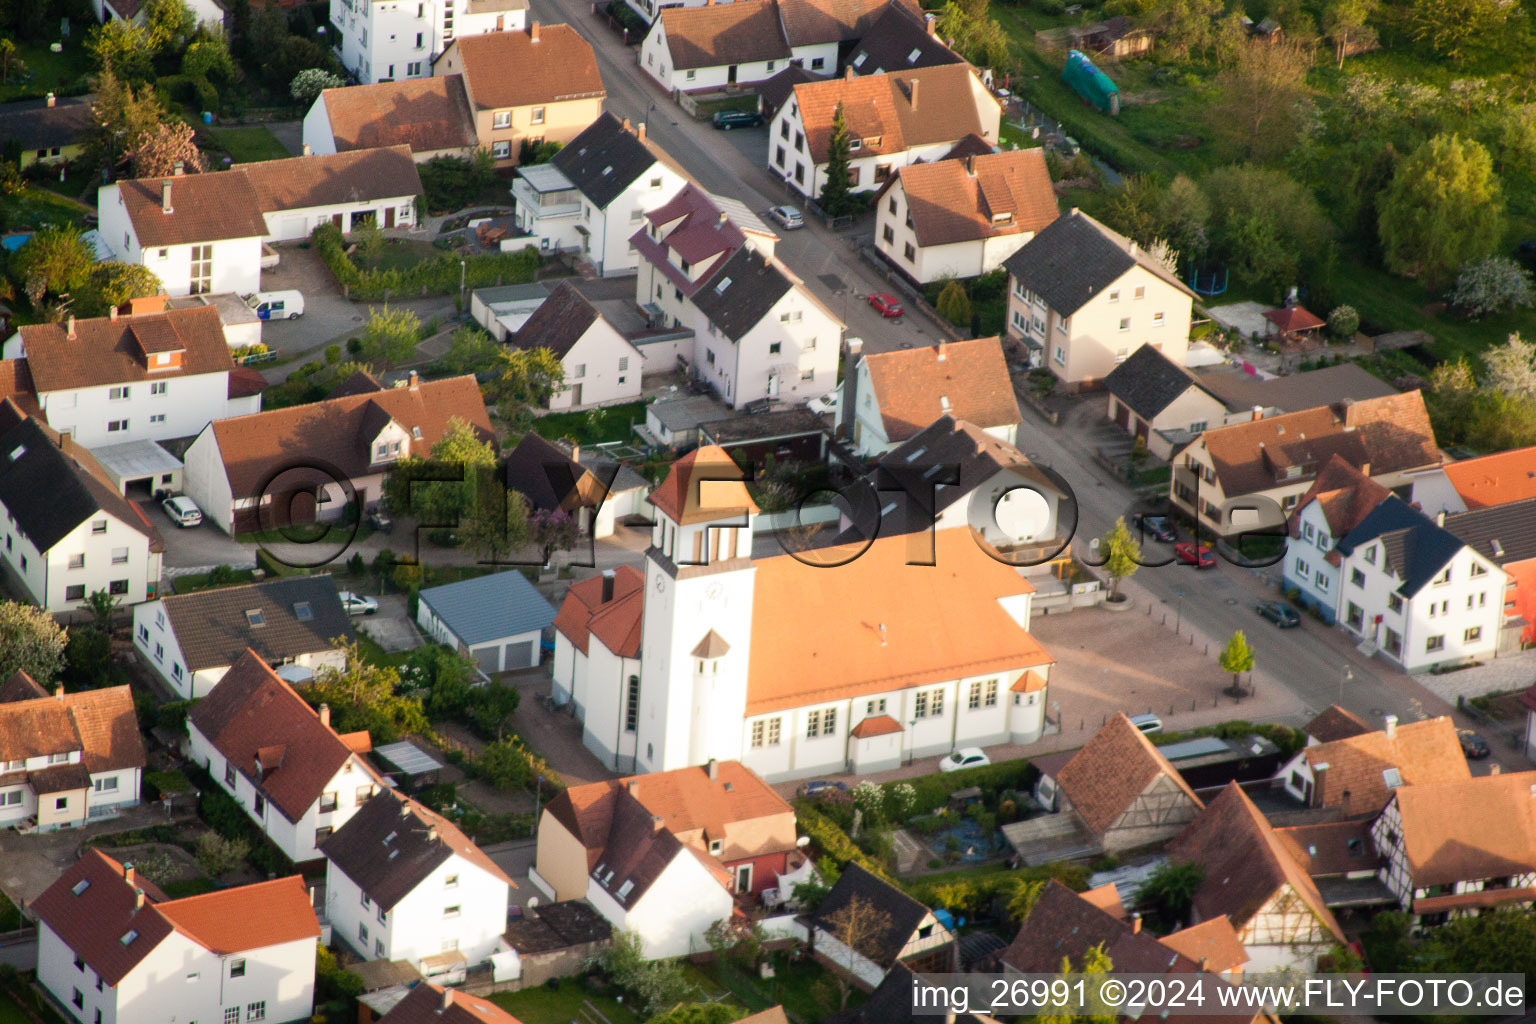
926,820,1008,864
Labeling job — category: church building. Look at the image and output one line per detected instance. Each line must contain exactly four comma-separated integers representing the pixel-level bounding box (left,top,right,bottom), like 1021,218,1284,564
551,446,1055,781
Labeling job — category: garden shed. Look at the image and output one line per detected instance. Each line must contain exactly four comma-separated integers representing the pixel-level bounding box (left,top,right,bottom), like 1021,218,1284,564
416,571,557,674
1062,50,1120,115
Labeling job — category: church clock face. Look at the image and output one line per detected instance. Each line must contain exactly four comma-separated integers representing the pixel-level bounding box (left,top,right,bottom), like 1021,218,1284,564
706,583,724,601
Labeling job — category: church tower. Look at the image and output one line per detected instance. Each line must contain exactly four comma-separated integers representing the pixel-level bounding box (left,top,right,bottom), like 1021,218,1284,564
635,446,758,773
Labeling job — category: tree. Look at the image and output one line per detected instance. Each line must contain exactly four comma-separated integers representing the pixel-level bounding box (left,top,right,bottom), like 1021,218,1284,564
86,19,153,82
182,33,237,86
1101,517,1140,600
598,932,697,1016
1218,630,1255,695
933,0,1011,67
291,67,345,104
76,262,164,318
819,102,856,218
1326,304,1359,340
1476,104,1536,179
458,474,533,565
357,306,421,367
308,640,429,743
0,601,68,684
1006,877,1046,925
83,589,120,634
1200,165,1332,293
492,346,566,417
529,506,576,565
1378,133,1503,288
1138,860,1204,928
195,832,250,876
1208,41,1313,161
1485,333,1536,403
1401,0,1509,60
1452,257,1536,318
1321,0,1377,68
61,628,112,690
355,217,386,270
0,38,17,83
703,917,768,972
127,121,207,179
141,0,195,52
643,1006,744,1024
818,895,893,1009
12,226,95,306
935,281,972,329
1107,0,1224,60
87,71,168,173
384,417,499,528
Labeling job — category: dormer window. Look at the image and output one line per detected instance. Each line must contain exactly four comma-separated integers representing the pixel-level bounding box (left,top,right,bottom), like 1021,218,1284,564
244,609,265,627
848,139,862,152
72,879,90,896
714,277,731,295
617,880,634,901
709,839,722,855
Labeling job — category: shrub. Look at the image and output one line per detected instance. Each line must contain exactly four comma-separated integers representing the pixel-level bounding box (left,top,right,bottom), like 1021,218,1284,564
883,758,1038,815
1326,304,1360,340
310,222,541,302
196,832,250,876
1451,256,1536,318
796,803,891,883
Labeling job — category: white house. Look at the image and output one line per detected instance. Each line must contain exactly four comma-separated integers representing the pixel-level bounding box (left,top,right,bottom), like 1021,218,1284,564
132,576,356,700
98,173,268,298
551,565,644,730
874,147,1058,284
511,113,689,275
0,401,164,613
1282,455,1393,624
512,282,644,410
4,302,250,448
415,570,557,675
840,337,1019,458
551,446,1053,781
0,677,144,832
33,849,319,1024
303,78,479,162
188,650,388,862
237,146,424,241
330,0,528,85
323,790,514,976
93,0,227,33
769,64,1001,198
1411,444,1536,518
1274,714,1468,816
811,864,955,987
640,0,791,94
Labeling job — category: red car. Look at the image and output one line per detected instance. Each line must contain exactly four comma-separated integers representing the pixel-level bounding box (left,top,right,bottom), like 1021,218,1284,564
867,292,904,317
1174,542,1217,568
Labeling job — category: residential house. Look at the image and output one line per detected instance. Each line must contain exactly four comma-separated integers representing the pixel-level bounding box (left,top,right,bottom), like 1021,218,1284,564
840,337,1019,458
556,446,1053,779
1274,818,1390,914
550,565,644,744
778,0,911,72
0,401,164,612
874,148,1058,284
1440,495,1536,649
375,983,528,1024
237,146,424,241
4,303,248,448
769,64,1001,197
1193,363,1401,421
131,576,356,700
1303,704,1372,746
533,759,802,957
500,433,628,538
1411,444,1536,517
641,0,792,93
1002,712,1203,865
1282,455,1393,623
182,372,491,534
0,93,94,169
512,282,643,409
1002,208,1197,392
187,650,387,862
1036,16,1154,60
699,408,829,473
0,679,144,831
1166,782,1346,970
93,0,227,32
513,114,689,274
330,0,528,85
433,25,606,166
415,571,557,674
323,790,515,976
811,863,955,989
1371,771,1536,921
1328,496,1506,671
34,850,319,1024
303,78,479,162
1169,391,1444,539
1275,714,1468,816
98,172,269,298
844,2,964,75
633,184,841,409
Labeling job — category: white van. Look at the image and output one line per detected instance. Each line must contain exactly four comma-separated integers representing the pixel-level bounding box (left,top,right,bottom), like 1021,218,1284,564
244,290,304,320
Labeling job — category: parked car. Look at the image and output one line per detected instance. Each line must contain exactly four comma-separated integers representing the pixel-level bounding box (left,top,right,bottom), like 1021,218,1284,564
1459,731,1491,760
1128,713,1163,734
712,109,763,130
867,292,904,317
260,243,280,269
368,509,393,532
338,591,379,616
1256,600,1301,628
796,780,849,798
161,495,203,528
1174,542,1216,568
1131,513,1177,543
244,290,304,320
939,747,990,772
768,205,804,230
807,391,840,417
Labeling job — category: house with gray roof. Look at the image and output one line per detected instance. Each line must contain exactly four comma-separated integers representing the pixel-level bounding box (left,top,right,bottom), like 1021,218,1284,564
416,571,557,674
0,94,95,170
1102,345,1229,460
132,575,356,699
513,282,643,411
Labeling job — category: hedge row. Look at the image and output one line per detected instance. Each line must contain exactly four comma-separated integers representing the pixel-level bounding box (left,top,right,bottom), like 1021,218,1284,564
1149,720,1306,759
312,222,541,301
884,758,1039,816
904,861,1090,918
796,802,891,885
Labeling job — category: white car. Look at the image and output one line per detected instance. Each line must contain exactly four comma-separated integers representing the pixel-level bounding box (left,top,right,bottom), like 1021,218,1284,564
768,205,804,230
807,391,840,417
939,747,990,772
1128,713,1164,734
161,495,203,528
338,591,379,616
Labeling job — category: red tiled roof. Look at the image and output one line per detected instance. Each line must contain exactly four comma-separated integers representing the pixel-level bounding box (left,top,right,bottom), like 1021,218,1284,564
790,64,992,163
659,0,791,70
850,714,903,738
1264,305,1325,333
649,445,759,526
116,173,267,248
321,77,478,154
1055,713,1202,835
448,26,605,110
1301,716,1469,815
1158,917,1249,974
235,146,422,212
1442,446,1536,510
18,306,234,394
895,148,1058,246
1303,704,1372,743
861,337,1019,443
552,565,645,656
379,982,525,1024
1387,770,1536,889
1287,455,1393,540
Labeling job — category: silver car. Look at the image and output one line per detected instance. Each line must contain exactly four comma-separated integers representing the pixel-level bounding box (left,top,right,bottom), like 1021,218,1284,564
769,205,804,230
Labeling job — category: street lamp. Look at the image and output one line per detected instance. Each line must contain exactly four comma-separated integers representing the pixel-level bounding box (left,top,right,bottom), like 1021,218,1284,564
1174,589,1185,636
458,259,466,304
1339,665,1353,706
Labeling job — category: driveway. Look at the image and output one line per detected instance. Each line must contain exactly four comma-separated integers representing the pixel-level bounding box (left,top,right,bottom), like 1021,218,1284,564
353,593,423,653
141,500,258,571
0,803,188,908
484,839,541,913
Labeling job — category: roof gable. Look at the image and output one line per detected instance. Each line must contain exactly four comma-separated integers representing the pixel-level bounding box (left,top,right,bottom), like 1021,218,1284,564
790,64,989,163
1301,716,1470,814
321,77,478,154
448,26,605,110
847,1,965,73
1287,454,1393,541
553,564,645,656
550,113,673,209
1389,771,1536,887
418,571,557,647
813,863,936,966
1054,713,1202,834
160,575,357,672
18,306,234,394
1002,208,1194,317
115,173,267,248
512,281,601,357
1102,344,1210,421
658,0,792,69
1442,445,1536,509
649,445,759,525
896,148,1057,247
861,337,1019,443
234,146,423,211
689,247,797,342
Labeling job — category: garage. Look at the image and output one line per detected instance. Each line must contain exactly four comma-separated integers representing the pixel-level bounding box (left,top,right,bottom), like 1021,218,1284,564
415,571,557,676
91,439,184,500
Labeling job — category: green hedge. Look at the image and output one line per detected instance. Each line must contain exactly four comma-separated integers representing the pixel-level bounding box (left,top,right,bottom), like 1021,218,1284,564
885,758,1039,816
1149,720,1305,759
312,222,541,301
797,803,891,885
904,861,1090,917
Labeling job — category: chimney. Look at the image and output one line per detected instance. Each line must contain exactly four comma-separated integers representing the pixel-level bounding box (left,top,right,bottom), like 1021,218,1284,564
46,92,56,107
123,863,134,885
427,827,437,842
621,117,631,133
54,686,64,699
134,888,145,911
718,210,728,226
440,988,453,1013
409,370,420,390
1130,912,1142,934
302,142,311,156
173,161,184,176
109,305,119,321
924,11,937,35
878,623,887,646
1435,511,1445,527
936,340,948,362
319,703,331,727
1198,956,1209,973
1071,206,1079,216
627,780,639,796
161,179,173,214
908,78,919,110
964,155,974,176
66,315,76,340
529,20,541,41
636,121,646,141
1490,763,1501,775
1384,714,1397,739
845,66,855,80
601,569,615,603
569,443,580,463
707,758,718,781
1360,461,1371,476
1251,405,1263,422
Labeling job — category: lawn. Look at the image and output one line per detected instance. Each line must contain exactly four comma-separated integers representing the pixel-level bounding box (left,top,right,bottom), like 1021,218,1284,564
172,568,257,594
690,956,860,1024
0,39,93,103
201,126,291,164
489,979,640,1024
364,239,444,273
532,401,650,446
0,187,92,231
0,983,68,1024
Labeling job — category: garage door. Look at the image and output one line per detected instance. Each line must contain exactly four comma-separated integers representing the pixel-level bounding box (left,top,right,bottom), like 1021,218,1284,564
472,646,501,674
280,216,305,239
503,640,535,669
